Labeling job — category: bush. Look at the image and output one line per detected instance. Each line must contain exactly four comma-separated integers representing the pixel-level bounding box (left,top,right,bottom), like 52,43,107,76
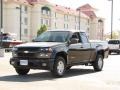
37,25,47,36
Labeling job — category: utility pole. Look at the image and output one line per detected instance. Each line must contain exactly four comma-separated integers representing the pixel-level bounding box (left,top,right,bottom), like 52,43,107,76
20,5,22,40
111,0,113,39
108,0,113,39
78,9,81,30
0,0,3,48
76,8,81,31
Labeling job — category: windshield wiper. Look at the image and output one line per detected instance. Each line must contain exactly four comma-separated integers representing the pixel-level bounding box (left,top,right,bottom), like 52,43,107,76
45,41,56,42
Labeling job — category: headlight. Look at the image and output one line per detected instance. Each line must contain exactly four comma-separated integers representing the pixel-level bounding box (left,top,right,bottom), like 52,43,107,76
12,47,18,57
40,47,53,52
37,48,53,58
12,52,17,57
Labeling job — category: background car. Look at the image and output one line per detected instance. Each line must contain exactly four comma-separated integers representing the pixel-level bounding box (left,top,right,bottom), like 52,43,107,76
108,39,120,54
0,33,23,51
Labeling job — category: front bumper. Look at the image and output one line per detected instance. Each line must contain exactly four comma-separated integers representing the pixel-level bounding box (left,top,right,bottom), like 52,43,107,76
10,58,54,70
109,49,120,53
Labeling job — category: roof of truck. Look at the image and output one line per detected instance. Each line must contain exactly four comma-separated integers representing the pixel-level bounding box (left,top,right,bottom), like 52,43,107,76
47,29,85,33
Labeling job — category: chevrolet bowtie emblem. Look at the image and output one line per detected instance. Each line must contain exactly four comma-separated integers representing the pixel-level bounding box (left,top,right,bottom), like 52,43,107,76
24,51,29,53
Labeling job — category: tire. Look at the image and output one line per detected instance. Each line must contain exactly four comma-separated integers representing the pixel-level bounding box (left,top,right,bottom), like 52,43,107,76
93,55,104,71
51,56,66,77
15,68,30,75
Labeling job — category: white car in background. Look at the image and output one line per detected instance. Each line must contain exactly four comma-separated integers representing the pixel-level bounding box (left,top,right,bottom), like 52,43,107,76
108,39,120,54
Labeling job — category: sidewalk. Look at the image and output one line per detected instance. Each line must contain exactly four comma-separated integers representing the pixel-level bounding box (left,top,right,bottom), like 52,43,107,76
0,52,12,60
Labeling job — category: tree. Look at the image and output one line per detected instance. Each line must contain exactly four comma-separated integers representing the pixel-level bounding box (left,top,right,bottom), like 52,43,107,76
37,25,47,36
105,31,119,39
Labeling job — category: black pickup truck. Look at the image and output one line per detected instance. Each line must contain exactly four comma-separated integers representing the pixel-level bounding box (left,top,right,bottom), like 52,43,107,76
10,29,107,77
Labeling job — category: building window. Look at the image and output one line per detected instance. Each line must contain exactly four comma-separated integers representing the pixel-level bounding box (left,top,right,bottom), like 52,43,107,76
55,12,57,18
24,17,28,25
41,6,51,16
88,19,89,25
46,19,49,26
67,24,68,29
46,11,50,15
24,28,28,35
64,15,69,21
42,10,50,15
41,19,50,26
24,6,28,13
41,19,44,24
64,24,68,29
55,22,57,28
42,10,46,15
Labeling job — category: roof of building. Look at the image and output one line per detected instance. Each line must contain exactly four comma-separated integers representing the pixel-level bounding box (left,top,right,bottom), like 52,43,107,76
26,0,49,4
4,0,29,5
4,0,97,18
77,4,97,18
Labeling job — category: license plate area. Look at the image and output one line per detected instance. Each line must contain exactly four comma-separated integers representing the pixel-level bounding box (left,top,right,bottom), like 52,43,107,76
20,60,28,66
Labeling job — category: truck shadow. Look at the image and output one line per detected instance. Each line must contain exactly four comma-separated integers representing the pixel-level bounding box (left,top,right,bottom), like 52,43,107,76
0,68,96,82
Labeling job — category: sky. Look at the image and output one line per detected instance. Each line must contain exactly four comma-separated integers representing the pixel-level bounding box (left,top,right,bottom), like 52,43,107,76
49,0,120,34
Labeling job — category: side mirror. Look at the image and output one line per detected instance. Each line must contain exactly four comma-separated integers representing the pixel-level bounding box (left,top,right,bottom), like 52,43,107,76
70,38,79,44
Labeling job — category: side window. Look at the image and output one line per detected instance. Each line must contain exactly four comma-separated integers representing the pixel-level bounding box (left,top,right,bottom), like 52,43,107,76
71,32,81,43
80,32,89,43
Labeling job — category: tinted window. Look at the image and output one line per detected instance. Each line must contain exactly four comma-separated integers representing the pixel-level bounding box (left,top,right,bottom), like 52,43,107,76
0,36,12,40
34,31,70,42
80,32,88,43
71,32,81,43
108,40,120,44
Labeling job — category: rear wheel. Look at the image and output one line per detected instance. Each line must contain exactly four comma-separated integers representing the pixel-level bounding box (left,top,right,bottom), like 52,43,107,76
93,55,104,71
15,68,30,75
51,56,66,77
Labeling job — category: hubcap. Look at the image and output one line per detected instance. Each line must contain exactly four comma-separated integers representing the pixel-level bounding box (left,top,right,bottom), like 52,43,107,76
98,57,103,69
57,61,64,75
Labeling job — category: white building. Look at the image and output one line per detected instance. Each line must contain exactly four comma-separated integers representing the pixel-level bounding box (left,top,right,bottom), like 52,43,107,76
3,0,104,41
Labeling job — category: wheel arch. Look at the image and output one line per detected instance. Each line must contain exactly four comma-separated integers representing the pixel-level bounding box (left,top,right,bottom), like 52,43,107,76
55,52,67,64
97,50,104,59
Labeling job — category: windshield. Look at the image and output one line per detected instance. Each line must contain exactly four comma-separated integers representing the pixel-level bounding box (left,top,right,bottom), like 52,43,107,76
34,31,70,42
0,36,13,40
108,40,120,44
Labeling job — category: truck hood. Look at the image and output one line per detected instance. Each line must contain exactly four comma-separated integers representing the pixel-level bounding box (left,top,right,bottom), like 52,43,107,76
16,42,64,48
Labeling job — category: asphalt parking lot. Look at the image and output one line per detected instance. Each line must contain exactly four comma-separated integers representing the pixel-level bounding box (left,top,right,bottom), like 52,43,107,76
0,52,120,90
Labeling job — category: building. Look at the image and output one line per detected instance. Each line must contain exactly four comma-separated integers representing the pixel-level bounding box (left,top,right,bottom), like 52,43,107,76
3,0,104,41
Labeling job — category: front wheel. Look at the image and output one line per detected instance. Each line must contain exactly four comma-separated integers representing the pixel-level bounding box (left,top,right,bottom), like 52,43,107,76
15,68,30,75
51,56,66,77
93,55,104,71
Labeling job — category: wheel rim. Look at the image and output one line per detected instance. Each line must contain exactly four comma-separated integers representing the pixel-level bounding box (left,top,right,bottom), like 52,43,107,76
57,61,65,75
98,57,103,69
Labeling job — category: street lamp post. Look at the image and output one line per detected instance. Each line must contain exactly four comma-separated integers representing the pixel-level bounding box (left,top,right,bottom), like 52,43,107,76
20,5,22,40
108,0,113,39
16,5,22,40
0,0,3,48
78,9,81,30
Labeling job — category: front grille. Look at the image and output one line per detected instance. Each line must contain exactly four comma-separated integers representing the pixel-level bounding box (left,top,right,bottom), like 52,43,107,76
16,47,40,58
18,47,40,52
18,53,36,58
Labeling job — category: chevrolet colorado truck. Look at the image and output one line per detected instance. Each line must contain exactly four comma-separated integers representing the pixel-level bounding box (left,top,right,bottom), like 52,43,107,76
10,29,107,77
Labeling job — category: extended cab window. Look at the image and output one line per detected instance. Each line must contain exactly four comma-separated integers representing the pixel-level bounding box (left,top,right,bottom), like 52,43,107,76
71,32,81,43
80,32,89,43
